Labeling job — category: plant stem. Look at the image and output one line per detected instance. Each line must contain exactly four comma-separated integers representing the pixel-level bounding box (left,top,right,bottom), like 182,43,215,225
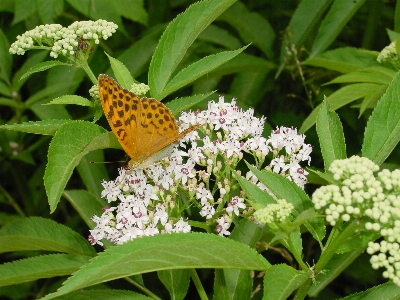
190,268,208,300
314,219,362,274
124,277,161,300
294,279,312,300
79,59,97,84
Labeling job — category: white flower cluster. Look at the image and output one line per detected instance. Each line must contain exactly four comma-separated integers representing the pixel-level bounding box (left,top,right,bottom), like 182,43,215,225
377,41,400,68
89,97,312,245
9,20,117,59
130,82,150,97
89,167,192,246
312,156,400,286
261,126,311,188
253,199,294,225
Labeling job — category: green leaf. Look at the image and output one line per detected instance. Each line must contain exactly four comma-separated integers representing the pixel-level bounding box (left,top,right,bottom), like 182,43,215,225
12,0,37,25
63,190,106,229
84,131,122,152
218,1,275,59
316,99,346,170
12,51,48,90
336,231,380,254
303,47,381,73
25,80,80,106
0,120,72,135
277,0,332,75
76,150,109,197
105,53,135,89
42,233,270,299
229,71,271,106
44,121,106,212
158,269,190,300
148,0,236,97
231,171,276,210
230,218,263,248
245,164,326,245
0,98,19,108
113,0,148,26
19,61,71,81
340,282,400,300
0,254,89,287
44,95,94,107
166,92,215,117
309,249,364,297
263,264,309,300
156,46,247,100
113,26,164,79
246,165,310,212
387,28,400,42
300,83,381,132
323,67,396,85
0,80,11,97
66,0,125,35
359,85,388,116
0,217,95,256
37,0,64,23
213,219,262,300
208,53,274,77
45,289,151,300
307,168,336,184
214,268,251,300
362,70,400,164
0,28,11,82
309,0,366,58
289,228,303,264
31,100,71,120
198,24,242,50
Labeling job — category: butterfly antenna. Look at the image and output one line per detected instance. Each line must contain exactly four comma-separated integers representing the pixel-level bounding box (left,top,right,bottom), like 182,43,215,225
90,160,127,164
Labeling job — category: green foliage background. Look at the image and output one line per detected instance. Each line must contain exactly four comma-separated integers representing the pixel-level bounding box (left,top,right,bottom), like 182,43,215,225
1,0,400,299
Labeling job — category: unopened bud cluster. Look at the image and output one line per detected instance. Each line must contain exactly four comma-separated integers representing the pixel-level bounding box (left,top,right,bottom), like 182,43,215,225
377,41,400,68
9,20,117,59
312,156,380,226
253,199,294,225
312,155,400,286
130,82,150,97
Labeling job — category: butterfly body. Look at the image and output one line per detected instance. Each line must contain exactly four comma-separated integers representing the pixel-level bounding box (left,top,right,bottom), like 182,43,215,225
98,74,199,169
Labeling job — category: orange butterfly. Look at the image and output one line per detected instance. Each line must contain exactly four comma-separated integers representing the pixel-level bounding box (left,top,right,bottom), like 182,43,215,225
98,74,200,169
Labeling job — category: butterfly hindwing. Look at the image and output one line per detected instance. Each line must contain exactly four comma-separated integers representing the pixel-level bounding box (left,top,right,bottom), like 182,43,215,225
135,98,180,161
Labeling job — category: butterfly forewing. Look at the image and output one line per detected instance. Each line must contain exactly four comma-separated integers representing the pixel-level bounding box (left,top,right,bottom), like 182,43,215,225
98,74,139,160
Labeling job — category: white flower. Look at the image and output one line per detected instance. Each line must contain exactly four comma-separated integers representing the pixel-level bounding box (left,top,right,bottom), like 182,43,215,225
173,218,191,233
215,216,231,236
196,186,213,205
173,158,196,184
200,202,216,219
270,155,287,174
226,196,246,216
153,204,168,225
100,180,120,202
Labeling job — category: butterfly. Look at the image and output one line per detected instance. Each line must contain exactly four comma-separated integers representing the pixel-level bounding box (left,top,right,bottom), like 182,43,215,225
98,74,200,169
